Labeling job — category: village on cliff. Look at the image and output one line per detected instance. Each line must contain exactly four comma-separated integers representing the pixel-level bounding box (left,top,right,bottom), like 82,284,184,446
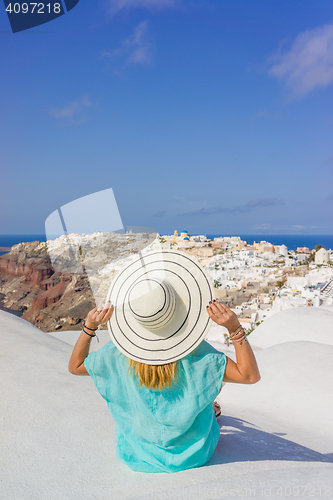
158,230,333,338
0,230,332,337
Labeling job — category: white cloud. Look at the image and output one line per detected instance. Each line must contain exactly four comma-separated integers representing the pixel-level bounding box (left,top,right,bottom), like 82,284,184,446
255,110,281,119
245,198,282,208
49,95,93,127
176,198,283,217
269,23,333,98
253,223,272,230
107,0,176,15
103,21,153,70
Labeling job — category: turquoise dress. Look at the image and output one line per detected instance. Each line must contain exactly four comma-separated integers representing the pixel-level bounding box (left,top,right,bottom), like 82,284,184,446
84,339,227,473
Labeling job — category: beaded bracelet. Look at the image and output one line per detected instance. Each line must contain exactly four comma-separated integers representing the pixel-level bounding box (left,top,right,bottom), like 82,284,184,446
227,325,243,341
232,333,248,344
226,326,248,346
229,325,243,339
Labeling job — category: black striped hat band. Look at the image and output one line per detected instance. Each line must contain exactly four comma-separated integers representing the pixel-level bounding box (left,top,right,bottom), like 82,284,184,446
107,249,213,365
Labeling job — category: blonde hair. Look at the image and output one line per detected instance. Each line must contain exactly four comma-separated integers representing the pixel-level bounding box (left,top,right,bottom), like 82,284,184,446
128,359,178,390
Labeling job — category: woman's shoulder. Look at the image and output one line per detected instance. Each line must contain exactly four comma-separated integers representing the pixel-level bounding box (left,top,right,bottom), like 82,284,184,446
84,340,123,371
189,339,225,358
88,340,117,357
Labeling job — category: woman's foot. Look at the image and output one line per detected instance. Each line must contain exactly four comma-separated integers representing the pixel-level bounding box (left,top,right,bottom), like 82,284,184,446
213,400,221,419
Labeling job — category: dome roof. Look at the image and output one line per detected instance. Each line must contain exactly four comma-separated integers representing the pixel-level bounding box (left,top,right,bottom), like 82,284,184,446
181,230,188,234
183,237,189,240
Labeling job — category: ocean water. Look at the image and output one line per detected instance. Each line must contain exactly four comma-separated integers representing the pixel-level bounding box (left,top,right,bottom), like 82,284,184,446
0,233,332,257
0,234,46,256
207,234,333,251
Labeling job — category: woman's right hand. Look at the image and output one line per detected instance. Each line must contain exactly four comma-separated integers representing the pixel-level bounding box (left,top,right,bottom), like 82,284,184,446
207,301,240,333
85,301,114,330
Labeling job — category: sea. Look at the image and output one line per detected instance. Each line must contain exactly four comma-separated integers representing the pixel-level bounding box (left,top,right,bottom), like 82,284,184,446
207,234,333,251
0,234,46,256
0,233,332,257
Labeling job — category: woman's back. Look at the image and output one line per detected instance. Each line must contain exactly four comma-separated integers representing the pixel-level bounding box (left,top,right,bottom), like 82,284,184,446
69,250,259,473
84,339,227,473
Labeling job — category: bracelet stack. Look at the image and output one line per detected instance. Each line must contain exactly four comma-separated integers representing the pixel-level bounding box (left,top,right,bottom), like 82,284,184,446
82,323,99,342
226,325,248,347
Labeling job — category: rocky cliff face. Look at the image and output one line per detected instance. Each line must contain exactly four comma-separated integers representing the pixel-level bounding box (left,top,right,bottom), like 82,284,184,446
0,241,95,332
0,241,54,286
0,232,158,332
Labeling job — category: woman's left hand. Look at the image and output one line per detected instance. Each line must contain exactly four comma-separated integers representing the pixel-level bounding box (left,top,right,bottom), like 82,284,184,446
85,301,114,330
207,301,240,333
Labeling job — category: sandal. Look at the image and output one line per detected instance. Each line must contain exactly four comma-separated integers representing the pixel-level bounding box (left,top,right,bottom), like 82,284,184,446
213,400,221,419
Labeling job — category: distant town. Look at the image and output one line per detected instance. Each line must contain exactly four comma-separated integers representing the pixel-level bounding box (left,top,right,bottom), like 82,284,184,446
0,230,332,336
158,230,333,339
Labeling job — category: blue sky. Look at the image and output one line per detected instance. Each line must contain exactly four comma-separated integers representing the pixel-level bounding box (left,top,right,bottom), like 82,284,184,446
0,0,333,235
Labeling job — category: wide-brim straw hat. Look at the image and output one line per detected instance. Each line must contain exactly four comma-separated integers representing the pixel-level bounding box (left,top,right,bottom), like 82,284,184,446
106,249,213,365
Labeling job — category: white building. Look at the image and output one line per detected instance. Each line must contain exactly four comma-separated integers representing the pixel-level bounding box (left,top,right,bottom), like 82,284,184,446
278,244,288,257
315,248,330,265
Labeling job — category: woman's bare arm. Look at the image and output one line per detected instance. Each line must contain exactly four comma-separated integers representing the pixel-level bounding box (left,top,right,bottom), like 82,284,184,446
68,302,114,376
207,301,261,384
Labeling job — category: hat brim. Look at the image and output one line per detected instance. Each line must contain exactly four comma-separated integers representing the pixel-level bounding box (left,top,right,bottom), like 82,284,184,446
106,250,213,365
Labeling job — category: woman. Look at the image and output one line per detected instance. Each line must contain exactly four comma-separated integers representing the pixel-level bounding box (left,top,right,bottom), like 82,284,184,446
68,250,260,473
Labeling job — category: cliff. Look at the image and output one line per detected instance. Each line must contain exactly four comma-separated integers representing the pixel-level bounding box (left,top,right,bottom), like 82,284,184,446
0,232,159,332
0,241,95,332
